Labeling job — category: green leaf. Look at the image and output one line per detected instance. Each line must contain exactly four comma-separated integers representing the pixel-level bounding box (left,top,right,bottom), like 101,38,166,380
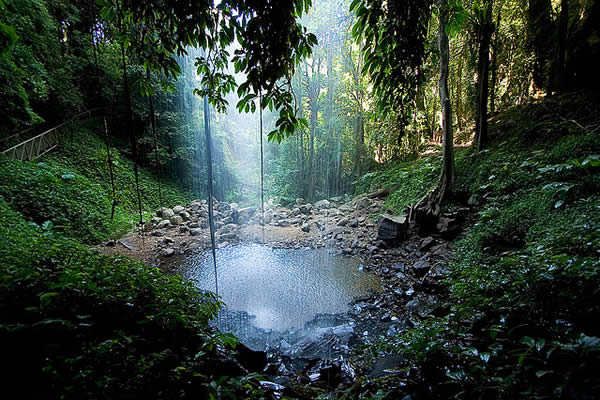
40,292,60,307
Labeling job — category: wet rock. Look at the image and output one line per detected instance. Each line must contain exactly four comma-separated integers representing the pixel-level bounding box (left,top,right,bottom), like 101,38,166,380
216,202,231,212
413,260,430,276
337,217,349,226
377,214,408,243
187,241,202,251
219,232,238,241
314,199,332,209
420,236,435,250
349,219,359,228
436,216,461,238
169,216,183,226
299,204,313,214
428,262,449,279
189,228,203,236
234,206,257,225
301,222,311,232
161,248,175,257
157,219,171,229
367,355,407,378
157,207,174,218
368,246,378,254
173,205,185,214
356,197,371,209
376,240,388,249
406,295,437,317
392,263,407,272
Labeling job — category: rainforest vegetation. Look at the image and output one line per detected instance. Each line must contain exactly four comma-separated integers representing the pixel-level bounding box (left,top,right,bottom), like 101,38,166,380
1,0,599,398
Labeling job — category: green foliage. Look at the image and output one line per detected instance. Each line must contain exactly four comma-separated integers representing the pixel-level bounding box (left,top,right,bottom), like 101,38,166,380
350,0,432,116
0,196,240,399
43,119,192,215
0,120,191,243
0,155,129,243
373,99,600,398
355,157,439,214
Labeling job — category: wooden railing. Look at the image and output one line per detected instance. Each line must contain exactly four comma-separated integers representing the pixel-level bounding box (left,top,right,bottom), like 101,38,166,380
1,108,106,161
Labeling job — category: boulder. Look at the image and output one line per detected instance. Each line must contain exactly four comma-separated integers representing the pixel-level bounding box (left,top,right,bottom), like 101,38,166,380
356,197,371,209
157,219,171,229
314,199,332,209
413,260,430,276
349,219,359,228
420,236,435,250
179,211,191,221
299,204,313,214
301,222,311,232
173,205,185,214
169,216,183,226
157,207,174,218
234,206,257,225
189,228,203,236
337,217,349,226
216,202,231,212
161,248,175,257
376,214,408,243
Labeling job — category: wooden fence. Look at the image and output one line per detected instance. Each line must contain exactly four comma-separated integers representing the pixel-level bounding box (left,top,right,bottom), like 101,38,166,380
1,108,106,161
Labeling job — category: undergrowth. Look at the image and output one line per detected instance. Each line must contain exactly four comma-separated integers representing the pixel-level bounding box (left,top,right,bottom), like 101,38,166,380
0,196,271,399
365,93,600,398
0,119,192,243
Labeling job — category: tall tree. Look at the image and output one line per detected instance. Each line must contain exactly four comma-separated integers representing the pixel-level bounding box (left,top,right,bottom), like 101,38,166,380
474,0,493,150
414,0,454,228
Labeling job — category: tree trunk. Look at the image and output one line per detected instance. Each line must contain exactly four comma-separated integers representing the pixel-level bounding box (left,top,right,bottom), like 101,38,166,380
414,0,455,231
528,0,553,92
118,20,143,225
147,70,163,208
552,0,569,92
475,0,493,150
490,6,502,114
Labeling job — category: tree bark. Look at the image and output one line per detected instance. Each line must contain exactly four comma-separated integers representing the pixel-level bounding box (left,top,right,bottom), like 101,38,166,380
117,3,143,225
414,0,455,231
490,6,502,114
475,0,493,150
528,0,553,93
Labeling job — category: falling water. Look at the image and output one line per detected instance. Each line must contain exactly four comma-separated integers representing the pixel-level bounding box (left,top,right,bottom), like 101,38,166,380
173,244,381,331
